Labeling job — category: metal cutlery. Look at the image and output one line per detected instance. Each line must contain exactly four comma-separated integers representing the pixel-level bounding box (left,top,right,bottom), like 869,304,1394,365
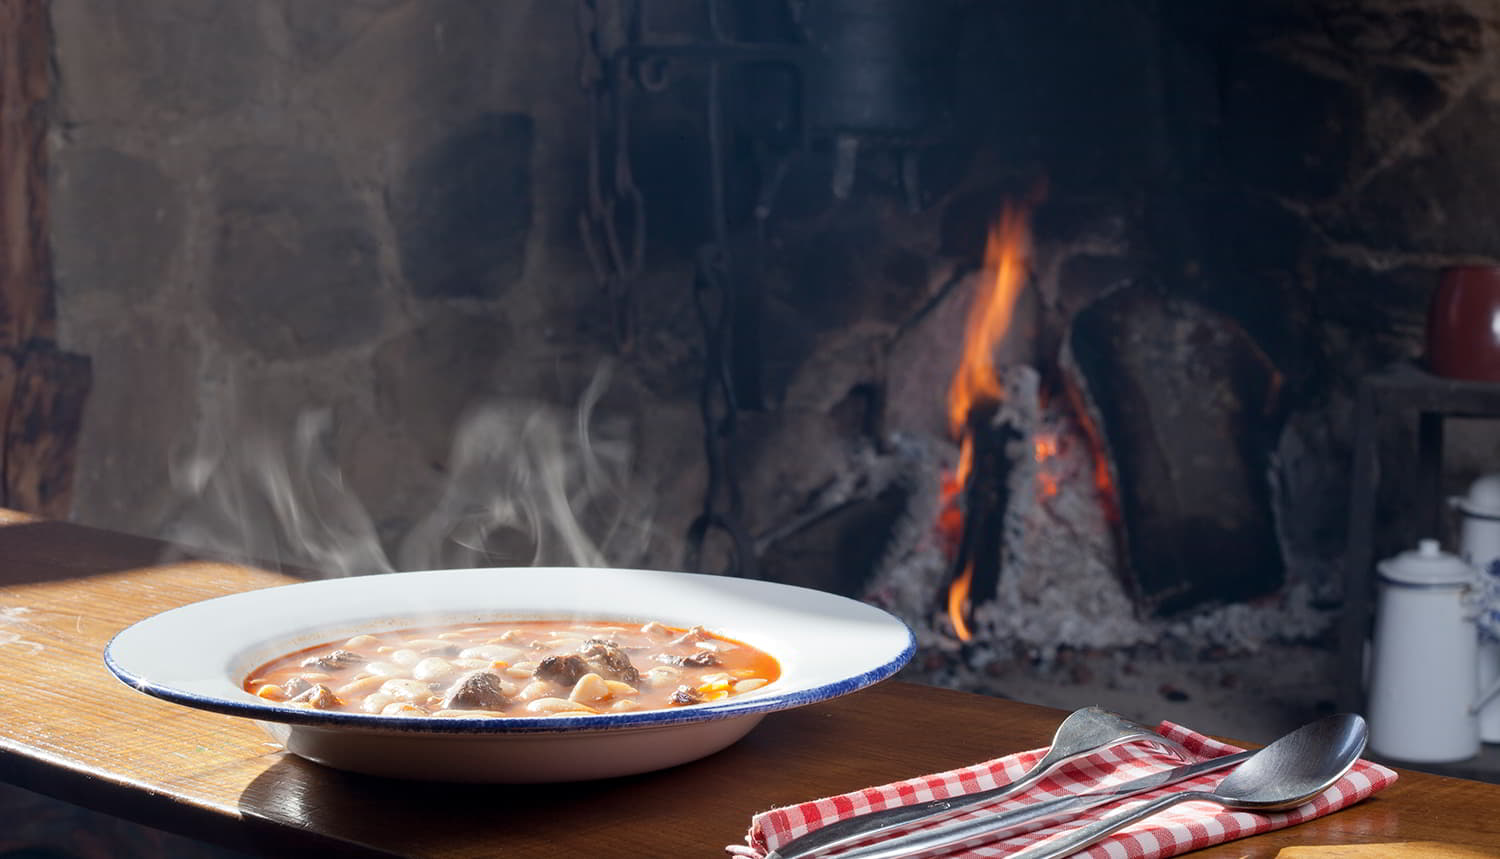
766,706,1190,859
1007,713,1367,859
807,746,1255,859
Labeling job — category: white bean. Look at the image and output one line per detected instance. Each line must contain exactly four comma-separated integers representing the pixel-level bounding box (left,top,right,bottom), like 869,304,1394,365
518,679,552,701
525,697,597,715
733,678,769,693
364,661,404,677
569,673,611,704
379,678,431,701
390,648,422,667
362,692,394,714
405,638,455,652
459,644,523,662
336,674,386,697
380,701,427,716
604,680,638,697
643,666,680,686
412,657,456,682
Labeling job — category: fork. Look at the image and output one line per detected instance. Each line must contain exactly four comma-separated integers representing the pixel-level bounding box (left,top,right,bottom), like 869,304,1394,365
765,706,1190,859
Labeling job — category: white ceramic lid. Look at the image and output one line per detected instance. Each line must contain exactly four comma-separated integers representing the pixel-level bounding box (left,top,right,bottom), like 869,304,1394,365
1453,473,1500,518
1378,539,1474,586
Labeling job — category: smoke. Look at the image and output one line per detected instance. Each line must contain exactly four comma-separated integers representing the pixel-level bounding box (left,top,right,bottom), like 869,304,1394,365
397,364,654,571
163,363,656,576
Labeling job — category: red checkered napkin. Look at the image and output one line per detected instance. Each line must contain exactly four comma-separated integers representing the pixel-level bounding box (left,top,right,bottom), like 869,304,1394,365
728,720,1398,859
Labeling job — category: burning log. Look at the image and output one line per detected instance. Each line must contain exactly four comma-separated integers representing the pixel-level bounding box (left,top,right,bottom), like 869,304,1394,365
938,205,1034,640
945,401,1003,635
1062,279,1285,616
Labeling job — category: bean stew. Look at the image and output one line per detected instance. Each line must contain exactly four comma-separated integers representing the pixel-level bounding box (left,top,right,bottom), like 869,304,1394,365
244,619,780,718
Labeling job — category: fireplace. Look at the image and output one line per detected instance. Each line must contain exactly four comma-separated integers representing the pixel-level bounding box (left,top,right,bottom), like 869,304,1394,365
36,1,1500,740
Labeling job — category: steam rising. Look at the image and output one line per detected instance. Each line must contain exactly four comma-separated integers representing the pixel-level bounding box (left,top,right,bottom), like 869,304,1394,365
165,364,654,576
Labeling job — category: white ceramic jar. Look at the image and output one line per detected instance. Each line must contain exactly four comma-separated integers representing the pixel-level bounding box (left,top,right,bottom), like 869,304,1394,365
1451,473,1500,742
1366,539,1481,763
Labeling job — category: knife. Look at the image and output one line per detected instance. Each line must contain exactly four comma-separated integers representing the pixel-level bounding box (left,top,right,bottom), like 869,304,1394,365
766,748,1254,859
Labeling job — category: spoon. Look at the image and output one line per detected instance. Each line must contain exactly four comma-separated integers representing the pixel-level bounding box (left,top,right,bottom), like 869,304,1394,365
767,706,1192,859
1005,712,1369,859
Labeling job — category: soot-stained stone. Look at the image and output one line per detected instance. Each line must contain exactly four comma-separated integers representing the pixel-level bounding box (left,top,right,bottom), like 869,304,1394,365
371,309,515,466
52,0,266,120
52,147,183,302
626,113,711,262
956,1,1159,193
1221,49,1356,199
207,145,385,359
1318,3,1483,69
1311,258,1434,371
1326,85,1500,256
69,321,199,537
391,112,534,300
280,0,408,69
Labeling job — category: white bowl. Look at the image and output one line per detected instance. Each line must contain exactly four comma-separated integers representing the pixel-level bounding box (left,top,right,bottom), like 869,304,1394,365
104,567,914,782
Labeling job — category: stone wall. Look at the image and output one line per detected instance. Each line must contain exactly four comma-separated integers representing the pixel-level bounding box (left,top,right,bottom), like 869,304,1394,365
44,0,1500,594
49,0,707,567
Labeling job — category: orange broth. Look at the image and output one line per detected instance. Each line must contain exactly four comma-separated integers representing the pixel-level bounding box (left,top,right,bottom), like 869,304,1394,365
244,619,780,718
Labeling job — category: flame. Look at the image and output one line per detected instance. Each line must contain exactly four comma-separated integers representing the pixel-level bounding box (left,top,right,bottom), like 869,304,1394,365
942,206,1033,642
947,208,1032,438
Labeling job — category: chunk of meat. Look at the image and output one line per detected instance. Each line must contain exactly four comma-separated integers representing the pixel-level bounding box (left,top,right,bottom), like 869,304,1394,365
535,654,590,686
301,649,365,671
441,669,510,711
580,639,640,683
668,626,711,647
290,684,343,710
281,676,314,698
669,685,704,705
655,650,721,668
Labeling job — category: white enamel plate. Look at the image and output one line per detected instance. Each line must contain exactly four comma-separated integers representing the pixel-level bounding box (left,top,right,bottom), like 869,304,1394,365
104,567,914,782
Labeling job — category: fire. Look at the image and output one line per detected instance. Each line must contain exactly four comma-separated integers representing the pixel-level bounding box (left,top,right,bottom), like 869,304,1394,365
1034,432,1060,499
942,206,1033,642
947,208,1032,438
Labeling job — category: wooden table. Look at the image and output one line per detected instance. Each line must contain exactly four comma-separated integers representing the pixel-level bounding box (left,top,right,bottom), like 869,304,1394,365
2,513,1499,858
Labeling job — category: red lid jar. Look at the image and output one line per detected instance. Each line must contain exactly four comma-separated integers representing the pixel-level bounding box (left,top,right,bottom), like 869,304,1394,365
1428,266,1500,382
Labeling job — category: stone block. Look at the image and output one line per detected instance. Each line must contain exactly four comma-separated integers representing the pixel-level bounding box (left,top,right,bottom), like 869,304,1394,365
1221,49,1357,199
1327,85,1500,255
390,112,534,300
69,320,200,536
52,147,183,302
1311,258,1434,375
51,0,266,122
207,144,386,359
298,0,528,150
279,0,409,70
372,309,517,466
